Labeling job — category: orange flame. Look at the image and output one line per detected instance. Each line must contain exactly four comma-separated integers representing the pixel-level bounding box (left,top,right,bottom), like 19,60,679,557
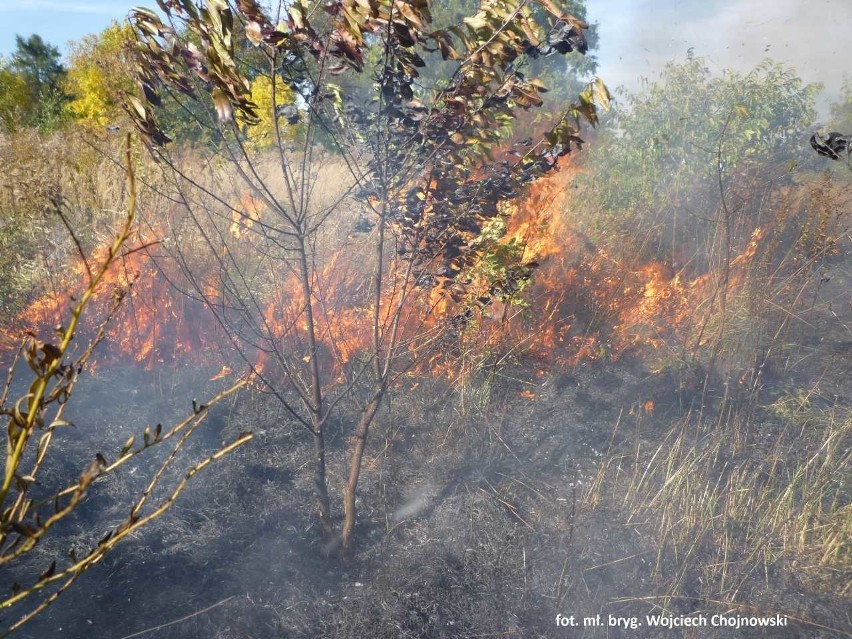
2,161,770,386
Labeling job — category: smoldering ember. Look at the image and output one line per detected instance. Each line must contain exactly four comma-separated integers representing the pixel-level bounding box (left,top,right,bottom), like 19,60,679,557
0,1,849,638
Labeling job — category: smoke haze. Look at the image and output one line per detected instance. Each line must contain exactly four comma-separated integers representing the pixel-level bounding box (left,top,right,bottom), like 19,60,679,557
590,0,851,117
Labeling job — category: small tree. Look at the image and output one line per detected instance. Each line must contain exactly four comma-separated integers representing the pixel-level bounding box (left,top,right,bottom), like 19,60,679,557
0,138,252,633
585,57,819,258
828,77,852,133
581,57,845,389
126,0,608,554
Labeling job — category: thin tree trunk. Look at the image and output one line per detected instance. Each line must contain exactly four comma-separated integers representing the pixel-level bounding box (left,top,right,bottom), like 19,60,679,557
341,195,389,556
341,390,383,555
311,414,334,541
298,237,333,540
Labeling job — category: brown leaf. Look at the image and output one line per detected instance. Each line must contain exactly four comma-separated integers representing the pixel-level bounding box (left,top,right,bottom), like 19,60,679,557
213,88,234,122
38,560,56,581
245,21,264,46
11,522,38,538
395,1,425,28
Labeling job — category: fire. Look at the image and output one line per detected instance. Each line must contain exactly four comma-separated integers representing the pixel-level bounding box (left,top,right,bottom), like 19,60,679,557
230,191,264,239
210,365,232,380
3,228,227,371
446,153,761,371
2,157,771,388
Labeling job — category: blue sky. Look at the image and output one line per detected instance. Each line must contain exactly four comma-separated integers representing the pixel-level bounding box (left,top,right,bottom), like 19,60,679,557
1,0,849,118
0,1,139,55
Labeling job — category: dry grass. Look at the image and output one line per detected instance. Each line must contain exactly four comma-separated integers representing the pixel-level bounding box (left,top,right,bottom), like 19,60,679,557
0,130,129,319
587,391,851,606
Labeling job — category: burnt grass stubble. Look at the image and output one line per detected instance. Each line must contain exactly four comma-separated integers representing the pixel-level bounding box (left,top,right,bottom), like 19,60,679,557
5,313,850,638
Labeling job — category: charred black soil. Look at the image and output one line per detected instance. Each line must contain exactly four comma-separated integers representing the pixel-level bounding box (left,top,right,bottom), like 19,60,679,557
7,349,850,639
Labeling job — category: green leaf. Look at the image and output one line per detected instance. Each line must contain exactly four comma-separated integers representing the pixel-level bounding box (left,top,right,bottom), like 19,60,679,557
463,15,488,31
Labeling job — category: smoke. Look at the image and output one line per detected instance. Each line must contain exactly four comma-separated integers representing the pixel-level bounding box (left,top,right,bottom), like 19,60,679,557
589,0,851,118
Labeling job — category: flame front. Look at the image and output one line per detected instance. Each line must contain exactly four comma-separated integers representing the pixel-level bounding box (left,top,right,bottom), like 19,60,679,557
2,165,767,384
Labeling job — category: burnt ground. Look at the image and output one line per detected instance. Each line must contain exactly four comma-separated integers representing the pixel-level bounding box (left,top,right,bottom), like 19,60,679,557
4,342,850,639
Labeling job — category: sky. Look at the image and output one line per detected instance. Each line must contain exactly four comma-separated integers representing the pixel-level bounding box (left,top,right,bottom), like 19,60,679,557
1,0,849,119
587,0,852,118
0,1,138,52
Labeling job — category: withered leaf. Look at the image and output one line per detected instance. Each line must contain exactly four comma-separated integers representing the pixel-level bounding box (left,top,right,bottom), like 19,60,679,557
38,560,56,581
212,88,234,122
40,342,62,365
120,436,135,455
245,20,263,46
11,522,38,538
811,132,849,160
590,77,612,111
395,1,425,28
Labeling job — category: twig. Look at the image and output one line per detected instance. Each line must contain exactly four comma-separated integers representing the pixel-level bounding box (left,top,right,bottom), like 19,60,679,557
586,552,649,572
115,595,238,639
52,200,92,283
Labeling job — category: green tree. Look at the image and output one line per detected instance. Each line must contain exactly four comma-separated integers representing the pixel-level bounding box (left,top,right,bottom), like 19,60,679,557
244,74,300,149
0,59,30,132
10,34,69,130
828,76,852,133
584,57,820,257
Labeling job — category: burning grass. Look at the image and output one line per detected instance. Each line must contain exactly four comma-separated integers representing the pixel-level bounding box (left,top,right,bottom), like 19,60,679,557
5,243,224,369
6,139,844,399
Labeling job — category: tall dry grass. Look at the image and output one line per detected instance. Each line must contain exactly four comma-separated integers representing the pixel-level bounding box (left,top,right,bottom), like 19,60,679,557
587,393,850,600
